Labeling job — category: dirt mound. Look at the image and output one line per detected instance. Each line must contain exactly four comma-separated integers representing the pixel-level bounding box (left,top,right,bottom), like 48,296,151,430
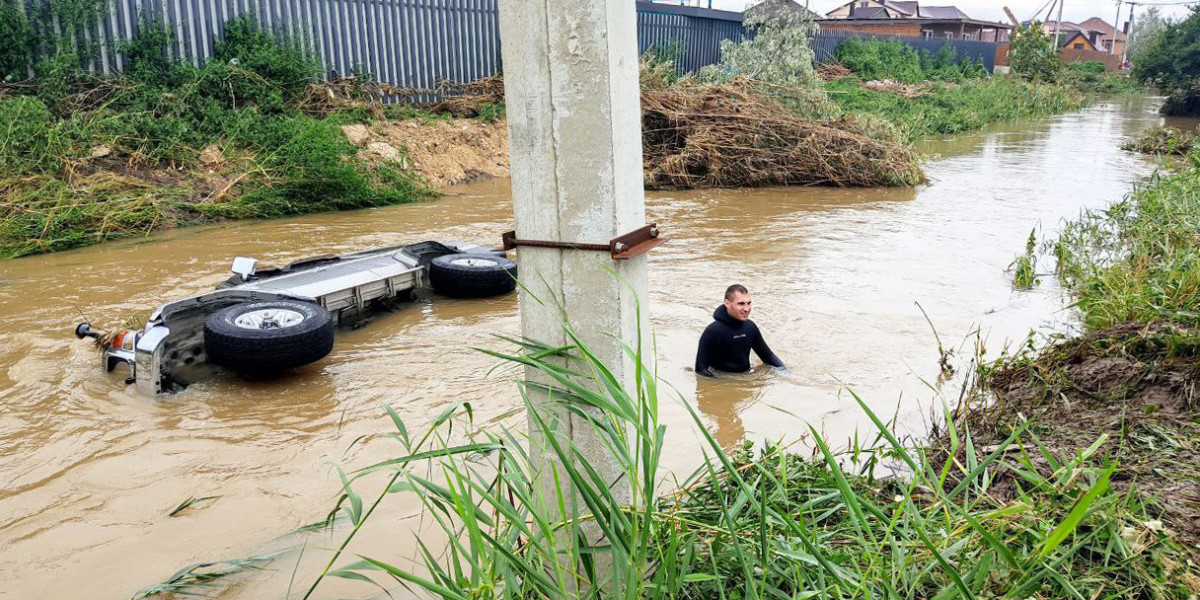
640,80,924,189
949,322,1200,547
347,119,509,189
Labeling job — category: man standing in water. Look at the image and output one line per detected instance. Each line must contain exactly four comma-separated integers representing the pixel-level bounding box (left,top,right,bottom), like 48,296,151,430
695,284,786,377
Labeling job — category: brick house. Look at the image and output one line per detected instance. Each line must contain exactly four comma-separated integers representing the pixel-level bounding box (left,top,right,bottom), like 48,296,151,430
819,1,1010,42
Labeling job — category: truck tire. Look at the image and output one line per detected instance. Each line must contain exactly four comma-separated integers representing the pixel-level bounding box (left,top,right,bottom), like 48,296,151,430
429,254,518,298
204,301,334,374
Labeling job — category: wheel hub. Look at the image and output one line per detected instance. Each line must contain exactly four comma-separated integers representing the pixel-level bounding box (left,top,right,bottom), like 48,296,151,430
233,308,306,330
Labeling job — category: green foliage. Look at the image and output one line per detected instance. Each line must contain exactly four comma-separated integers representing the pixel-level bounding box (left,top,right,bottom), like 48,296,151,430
1121,126,1197,155
0,96,60,174
121,20,190,87
1160,83,1200,116
207,15,319,109
0,13,434,258
698,6,818,88
1011,228,1040,289
1067,60,1107,75
0,2,35,82
1127,6,1169,66
1134,8,1200,115
836,38,987,83
284,320,1196,600
1010,22,1061,83
825,75,1082,142
1053,152,1200,328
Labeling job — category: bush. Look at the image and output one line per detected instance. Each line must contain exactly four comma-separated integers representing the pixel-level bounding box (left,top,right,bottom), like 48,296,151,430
837,38,923,82
1009,23,1060,82
207,15,319,108
1135,8,1200,115
0,2,34,82
0,96,58,173
698,5,818,88
836,39,987,83
1066,60,1106,75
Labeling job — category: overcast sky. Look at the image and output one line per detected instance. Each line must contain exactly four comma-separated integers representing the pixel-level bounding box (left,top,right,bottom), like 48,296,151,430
685,0,1193,26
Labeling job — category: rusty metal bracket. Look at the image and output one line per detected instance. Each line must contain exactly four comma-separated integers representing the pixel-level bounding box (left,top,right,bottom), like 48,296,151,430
501,223,666,261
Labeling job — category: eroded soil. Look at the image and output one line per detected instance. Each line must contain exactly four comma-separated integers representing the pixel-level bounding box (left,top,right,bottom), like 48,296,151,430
952,322,1200,547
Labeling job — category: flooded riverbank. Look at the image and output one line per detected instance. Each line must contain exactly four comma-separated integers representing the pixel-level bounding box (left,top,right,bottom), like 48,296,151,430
0,97,1166,598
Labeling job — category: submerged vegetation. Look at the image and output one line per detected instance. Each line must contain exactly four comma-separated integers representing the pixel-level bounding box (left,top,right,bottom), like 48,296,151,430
1123,126,1198,156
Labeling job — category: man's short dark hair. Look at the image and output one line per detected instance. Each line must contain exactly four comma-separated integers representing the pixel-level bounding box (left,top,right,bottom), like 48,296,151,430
724,284,749,300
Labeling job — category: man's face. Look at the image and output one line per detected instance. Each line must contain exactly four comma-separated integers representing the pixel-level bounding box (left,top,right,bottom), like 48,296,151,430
724,291,752,321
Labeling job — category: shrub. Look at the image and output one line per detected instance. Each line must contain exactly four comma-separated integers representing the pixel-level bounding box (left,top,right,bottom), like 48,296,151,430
1009,23,1060,82
1066,61,1107,75
0,2,34,82
0,96,57,173
206,15,319,109
698,4,818,88
836,39,987,83
122,20,192,88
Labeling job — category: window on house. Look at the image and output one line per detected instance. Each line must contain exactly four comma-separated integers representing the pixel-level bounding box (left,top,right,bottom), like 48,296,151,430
944,32,953,40
1073,43,1084,49
922,30,932,38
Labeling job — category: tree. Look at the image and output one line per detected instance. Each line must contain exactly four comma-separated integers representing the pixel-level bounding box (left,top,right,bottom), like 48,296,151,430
1009,22,1060,82
698,0,819,88
1127,7,1169,65
1134,7,1200,115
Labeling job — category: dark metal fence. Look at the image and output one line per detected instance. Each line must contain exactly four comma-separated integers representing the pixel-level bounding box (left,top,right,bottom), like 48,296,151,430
15,0,998,95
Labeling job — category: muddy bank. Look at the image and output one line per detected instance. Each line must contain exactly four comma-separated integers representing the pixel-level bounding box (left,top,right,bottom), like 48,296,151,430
943,323,1200,550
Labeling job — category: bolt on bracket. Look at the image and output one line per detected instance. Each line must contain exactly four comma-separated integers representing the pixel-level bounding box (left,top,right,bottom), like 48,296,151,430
501,223,666,260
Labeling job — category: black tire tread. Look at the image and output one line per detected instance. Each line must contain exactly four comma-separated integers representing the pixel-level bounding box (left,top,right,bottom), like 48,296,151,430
204,301,334,374
429,254,517,298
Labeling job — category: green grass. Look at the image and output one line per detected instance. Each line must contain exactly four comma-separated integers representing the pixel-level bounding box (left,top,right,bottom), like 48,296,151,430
0,14,438,259
277,320,1196,600
1053,153,1200,329
824,75,1084,142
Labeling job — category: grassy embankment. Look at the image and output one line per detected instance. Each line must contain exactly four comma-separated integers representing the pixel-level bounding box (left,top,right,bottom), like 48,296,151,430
961,144,1200,556
138,317,1199,599
0,17,438,259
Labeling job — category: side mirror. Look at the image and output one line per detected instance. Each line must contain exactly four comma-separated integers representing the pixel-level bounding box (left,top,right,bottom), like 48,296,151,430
231,257,258,281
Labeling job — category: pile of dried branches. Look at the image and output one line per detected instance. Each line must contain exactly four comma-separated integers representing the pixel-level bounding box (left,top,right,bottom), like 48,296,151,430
641,79,924,189
429,75,505,117
816,62,852,81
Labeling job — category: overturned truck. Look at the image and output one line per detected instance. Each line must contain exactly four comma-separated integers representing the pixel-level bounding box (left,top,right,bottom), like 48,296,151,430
74,241,517,397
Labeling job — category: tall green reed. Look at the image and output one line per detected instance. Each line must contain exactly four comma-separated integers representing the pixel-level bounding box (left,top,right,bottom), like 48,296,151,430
295,318,1192,600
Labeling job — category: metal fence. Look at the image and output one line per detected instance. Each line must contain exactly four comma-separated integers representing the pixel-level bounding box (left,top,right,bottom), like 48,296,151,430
809,28,998,72
15,0,999,95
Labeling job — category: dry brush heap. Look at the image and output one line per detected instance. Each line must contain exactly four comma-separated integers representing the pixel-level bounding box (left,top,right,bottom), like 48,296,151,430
432,75,925,189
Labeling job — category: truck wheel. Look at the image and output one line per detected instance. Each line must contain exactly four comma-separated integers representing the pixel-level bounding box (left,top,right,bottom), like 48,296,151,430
429,254,518,298
204,301,334,374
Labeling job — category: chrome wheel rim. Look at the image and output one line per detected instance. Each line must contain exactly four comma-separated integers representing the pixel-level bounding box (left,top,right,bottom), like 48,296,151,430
450,257,496,268
233,308,306,330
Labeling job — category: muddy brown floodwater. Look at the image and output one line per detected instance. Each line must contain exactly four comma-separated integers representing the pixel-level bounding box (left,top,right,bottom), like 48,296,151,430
0,97,1168,599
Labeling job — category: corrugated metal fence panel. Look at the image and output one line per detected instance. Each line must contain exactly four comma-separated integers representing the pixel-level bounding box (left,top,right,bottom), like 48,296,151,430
810,29,997,72
636,9,744,74
25,0,737,91
22,0,996,95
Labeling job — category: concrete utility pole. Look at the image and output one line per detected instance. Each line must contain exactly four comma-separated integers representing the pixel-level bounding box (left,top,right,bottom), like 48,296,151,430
498,0,649,534
1112,1,1123,54
1123,2,1135,64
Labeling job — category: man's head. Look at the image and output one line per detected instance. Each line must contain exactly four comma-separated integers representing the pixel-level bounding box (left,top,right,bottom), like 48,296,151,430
723,284,752,321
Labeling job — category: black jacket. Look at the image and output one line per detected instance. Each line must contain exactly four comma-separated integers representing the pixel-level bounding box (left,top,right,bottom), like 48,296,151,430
695,306,784,377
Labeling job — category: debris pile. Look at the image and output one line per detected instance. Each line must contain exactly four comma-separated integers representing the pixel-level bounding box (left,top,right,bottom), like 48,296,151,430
640,79,925,188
